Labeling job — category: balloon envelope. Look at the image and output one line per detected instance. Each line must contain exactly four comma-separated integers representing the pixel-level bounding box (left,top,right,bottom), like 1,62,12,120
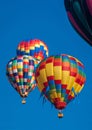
64,0,92,46
35,54,86,112
17,39,49,61
6,55,39,101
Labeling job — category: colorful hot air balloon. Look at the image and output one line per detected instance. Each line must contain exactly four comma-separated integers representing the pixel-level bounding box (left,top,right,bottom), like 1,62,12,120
6,55,39,104
64,0,92,46
17,39,49,61
35,54,86,118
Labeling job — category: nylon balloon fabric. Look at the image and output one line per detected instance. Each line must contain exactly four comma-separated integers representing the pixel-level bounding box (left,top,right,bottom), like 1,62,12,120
64,0,92,46
35,54,86,112
6,55,39,99
17,39,49,61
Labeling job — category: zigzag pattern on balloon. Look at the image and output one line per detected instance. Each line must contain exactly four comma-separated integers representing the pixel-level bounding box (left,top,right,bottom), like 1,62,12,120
17,39,49,61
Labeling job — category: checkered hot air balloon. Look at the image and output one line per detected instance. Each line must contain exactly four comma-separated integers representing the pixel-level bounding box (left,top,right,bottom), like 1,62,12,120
6,55,39,104
35,54,86,118
17,39,49,61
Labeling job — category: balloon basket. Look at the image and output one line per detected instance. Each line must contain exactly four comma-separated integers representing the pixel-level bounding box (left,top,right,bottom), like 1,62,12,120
58,112,63,118
22,99,26,104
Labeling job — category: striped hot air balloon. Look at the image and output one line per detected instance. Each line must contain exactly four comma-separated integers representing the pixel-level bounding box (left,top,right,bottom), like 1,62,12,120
35,54,86,118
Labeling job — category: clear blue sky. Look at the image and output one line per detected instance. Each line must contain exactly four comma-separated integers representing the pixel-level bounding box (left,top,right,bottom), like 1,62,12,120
0,0,92,130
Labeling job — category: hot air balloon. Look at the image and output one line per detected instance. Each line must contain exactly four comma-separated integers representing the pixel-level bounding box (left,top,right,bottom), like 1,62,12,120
64,0,92,46
17,39,49,61
35,54,86,118
6,55,39,104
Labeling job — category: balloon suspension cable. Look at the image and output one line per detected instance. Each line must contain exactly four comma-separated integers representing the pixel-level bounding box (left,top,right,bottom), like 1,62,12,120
22,98,26,104
58,110,64,118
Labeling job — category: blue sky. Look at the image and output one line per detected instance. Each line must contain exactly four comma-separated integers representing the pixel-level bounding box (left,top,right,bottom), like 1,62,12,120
0,0,92,130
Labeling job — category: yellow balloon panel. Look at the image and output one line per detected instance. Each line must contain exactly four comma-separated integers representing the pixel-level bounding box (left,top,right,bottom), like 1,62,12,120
66,76,75,90
36,76,44,91
50,91,57,99
62,71,70,85
46,63,54,76
40,69,48,83
53,66,62,80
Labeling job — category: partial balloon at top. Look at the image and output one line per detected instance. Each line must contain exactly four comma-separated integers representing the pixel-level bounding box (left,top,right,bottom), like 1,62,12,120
64,0,92,46
17,39,49,61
